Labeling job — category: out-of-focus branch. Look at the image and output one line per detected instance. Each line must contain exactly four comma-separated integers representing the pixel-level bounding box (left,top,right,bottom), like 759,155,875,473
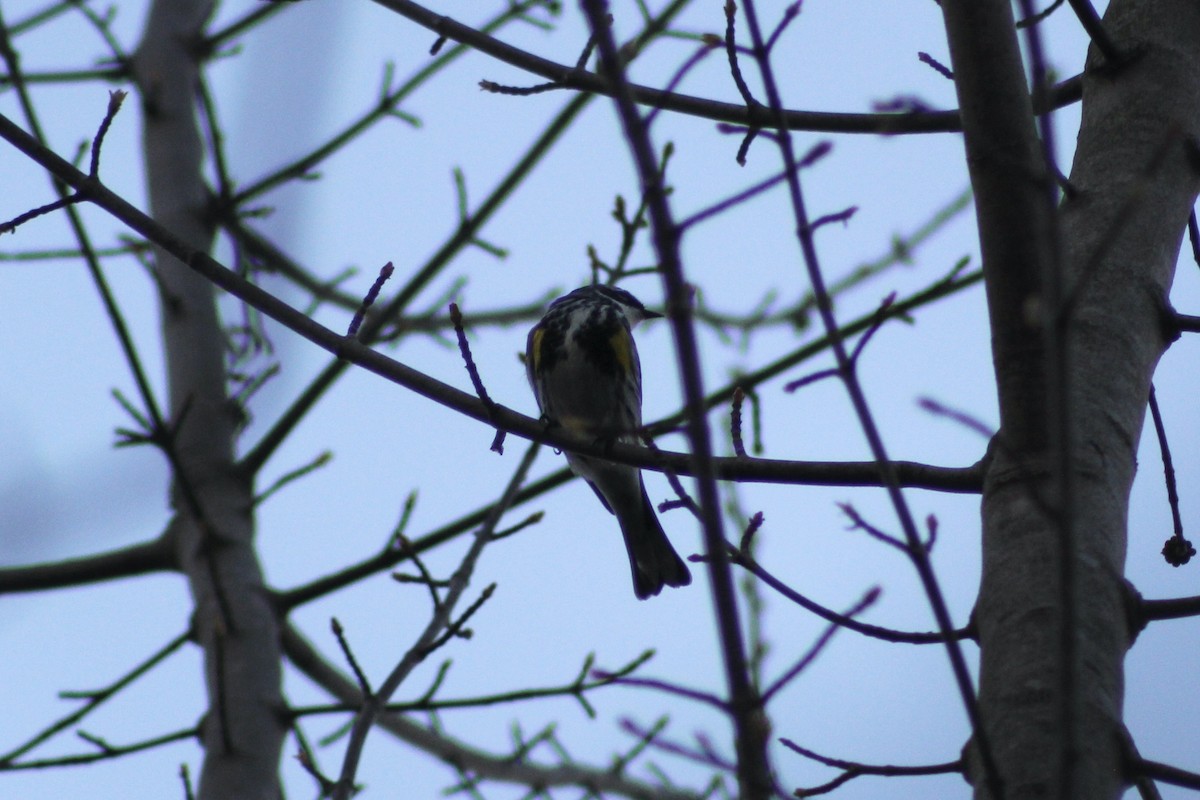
291,650,652,720
0,631,190,766
330,443,536,797
275,449,983,610
0,536,173,595
235,96,592,478
0,727,198,771
282,622,702,800
231,0,556,205
241,0,694,477
780,738,961,798
940,0,1064,794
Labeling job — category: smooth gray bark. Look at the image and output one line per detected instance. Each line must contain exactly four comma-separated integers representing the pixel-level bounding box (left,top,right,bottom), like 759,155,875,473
132,1,286,797
946,0,1200,796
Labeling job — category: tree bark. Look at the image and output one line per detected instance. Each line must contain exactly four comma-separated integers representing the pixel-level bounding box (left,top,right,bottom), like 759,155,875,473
945,0,1200,797
1049,3,1200,793
132,1,286,797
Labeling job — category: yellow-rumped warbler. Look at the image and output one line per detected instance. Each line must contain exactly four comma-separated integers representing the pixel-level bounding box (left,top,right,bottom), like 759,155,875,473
526,285,691,600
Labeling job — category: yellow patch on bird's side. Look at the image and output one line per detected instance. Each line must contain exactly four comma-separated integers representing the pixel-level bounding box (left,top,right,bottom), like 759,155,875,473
557,414,592,434
529,327,545,370
609,328,633,374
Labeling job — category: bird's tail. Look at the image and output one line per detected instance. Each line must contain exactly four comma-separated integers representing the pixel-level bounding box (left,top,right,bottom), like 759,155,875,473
620,478,692,600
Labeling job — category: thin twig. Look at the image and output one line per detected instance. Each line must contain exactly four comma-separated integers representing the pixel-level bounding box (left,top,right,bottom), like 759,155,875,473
347,263,394,339
734,0,998,790
1149,385,1193,566
369,0,1085,135
730,388,747,457
329,442,539,799
780,738,961,797
760,587,879,704
580,3,770,796
0,631,190,765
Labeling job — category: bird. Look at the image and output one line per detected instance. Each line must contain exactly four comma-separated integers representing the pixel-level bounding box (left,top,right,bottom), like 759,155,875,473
526,284,692,599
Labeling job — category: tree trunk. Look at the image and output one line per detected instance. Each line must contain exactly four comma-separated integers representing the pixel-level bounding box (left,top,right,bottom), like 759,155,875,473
945,0,1200,796
132,1,286,797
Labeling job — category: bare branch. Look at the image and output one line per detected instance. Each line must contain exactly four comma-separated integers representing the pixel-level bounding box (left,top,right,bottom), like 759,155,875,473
779,738,961,797
0,536,173,594
283,625,702,800
579,2,770,795
330,442,538,798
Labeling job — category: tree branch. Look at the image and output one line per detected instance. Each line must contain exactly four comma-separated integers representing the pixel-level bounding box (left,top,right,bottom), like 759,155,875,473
282,623,703,800
0,536,173,594
0,103,992,500
370,0,1083,135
